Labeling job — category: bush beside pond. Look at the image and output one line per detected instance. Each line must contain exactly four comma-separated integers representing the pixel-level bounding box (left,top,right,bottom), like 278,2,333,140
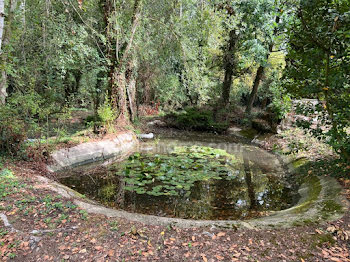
164,108,229,133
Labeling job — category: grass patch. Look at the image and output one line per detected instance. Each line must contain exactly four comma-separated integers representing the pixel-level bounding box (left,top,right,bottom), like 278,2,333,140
0,169,26,198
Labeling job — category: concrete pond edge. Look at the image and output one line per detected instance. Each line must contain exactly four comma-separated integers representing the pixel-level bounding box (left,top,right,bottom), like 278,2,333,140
47,131,139,172
37,172,348,230
41,132,349,230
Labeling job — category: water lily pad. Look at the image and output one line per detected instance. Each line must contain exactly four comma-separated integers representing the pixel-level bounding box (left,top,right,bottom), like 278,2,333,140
115,146,239,196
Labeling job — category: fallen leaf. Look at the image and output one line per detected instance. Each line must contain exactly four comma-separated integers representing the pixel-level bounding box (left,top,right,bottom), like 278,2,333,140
95,246,103,251
217,232,226,237
232,252,241,258
315,229,323,234
90,238,97,244
322,249,329,258
215,254,224,260
108,250,115,257
330,258,343,262
327,226,337,233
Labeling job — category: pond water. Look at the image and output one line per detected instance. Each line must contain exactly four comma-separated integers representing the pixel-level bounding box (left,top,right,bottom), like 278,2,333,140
58,135,300,220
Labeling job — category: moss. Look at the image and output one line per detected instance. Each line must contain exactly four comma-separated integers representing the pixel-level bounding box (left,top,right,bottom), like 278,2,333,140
293,176,321,214
310,233,335,248
320,200,344,219
292,218,317,227
301,218,317,225
238,128,258,140
291,157,308,169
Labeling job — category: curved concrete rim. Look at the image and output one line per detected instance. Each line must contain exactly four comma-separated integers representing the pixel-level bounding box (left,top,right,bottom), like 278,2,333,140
47,131,139,172
36,172,348,230
43,134,349,229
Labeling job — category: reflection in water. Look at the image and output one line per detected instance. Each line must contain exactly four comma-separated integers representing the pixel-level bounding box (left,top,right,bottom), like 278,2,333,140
243,149,257,210
59,137,300,220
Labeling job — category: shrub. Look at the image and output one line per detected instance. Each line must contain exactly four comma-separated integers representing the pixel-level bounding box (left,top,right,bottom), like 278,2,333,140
0,106,27,156
97,101,116,133
165,108,228,133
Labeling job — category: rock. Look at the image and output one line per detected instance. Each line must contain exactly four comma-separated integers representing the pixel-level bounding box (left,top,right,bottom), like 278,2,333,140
137,133,154,139
227,126,242,133
147,120,167,127
202,231,214,238
29,236,42,250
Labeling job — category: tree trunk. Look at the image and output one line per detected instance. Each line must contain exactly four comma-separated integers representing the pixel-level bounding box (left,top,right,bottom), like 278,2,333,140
0,0,7,104
245,65,265,115
111,69,129,123
0,0,17,105
245,14,280,115
0,0,4,52
220,29,238,109
104,0,142,125
126,71,137,122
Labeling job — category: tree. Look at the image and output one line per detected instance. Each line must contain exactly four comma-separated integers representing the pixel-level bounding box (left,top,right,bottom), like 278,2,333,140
104,0,142,124
284,0,350,161
216,0,283,113
0,0,18,105
245,14,280,115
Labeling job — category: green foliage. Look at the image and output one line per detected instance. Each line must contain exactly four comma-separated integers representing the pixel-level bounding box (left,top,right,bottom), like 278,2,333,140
284,0,350,161
0,169,25,198
84,115,102,126
165,108,228,133
173,145,233,159
114,146,236,197
97,101,117,133
2,0,295,136
99,184,117,200
0,105,27,156
266,70,292,120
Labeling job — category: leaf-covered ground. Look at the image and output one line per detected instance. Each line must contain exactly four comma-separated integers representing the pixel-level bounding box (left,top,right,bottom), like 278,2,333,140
1,160,350,262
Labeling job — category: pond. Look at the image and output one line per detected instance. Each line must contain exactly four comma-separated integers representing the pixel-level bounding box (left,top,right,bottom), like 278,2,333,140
58,134,300,220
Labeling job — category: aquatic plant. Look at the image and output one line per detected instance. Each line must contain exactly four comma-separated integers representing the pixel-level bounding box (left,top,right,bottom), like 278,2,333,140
114,146,237,197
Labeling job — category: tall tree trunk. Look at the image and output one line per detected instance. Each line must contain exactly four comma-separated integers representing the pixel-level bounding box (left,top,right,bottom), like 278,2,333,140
0,0,17,105
245,14,280,115
127,78,137,121
220,29,238,109
111,69,129,123
245,65,265,115
125,63,137,121
105,0,142,125
0,0,4,52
